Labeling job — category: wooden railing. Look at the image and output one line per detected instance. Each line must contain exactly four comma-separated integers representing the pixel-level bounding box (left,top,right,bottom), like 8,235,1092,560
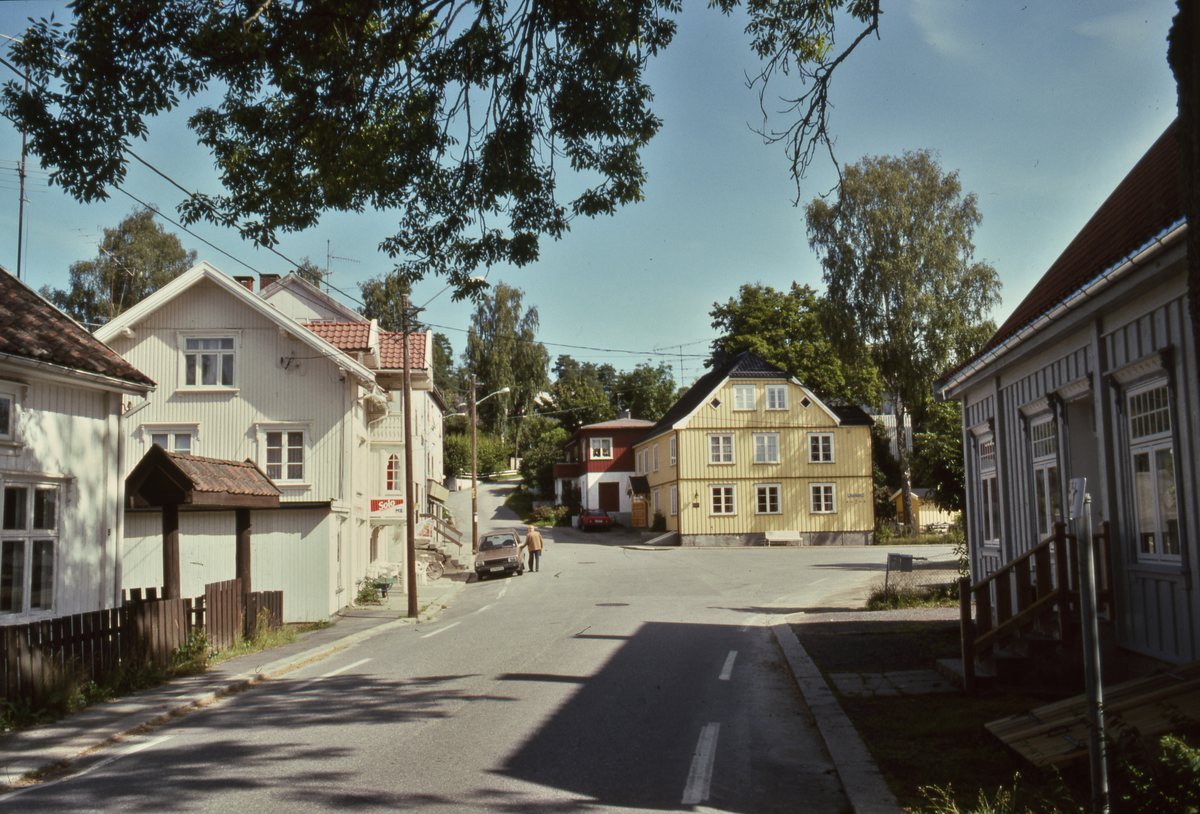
958,521,1112,693
422,511,463,548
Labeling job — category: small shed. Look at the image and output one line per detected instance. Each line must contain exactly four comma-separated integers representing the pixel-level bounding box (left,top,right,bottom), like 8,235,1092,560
125,445,281,599
890,488,957,530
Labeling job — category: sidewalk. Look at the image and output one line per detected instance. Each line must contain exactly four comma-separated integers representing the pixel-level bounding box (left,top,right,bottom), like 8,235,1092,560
0,573,467,790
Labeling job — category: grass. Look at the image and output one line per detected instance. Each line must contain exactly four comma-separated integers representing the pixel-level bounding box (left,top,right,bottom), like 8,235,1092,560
503,486,534,521
866,580,960,610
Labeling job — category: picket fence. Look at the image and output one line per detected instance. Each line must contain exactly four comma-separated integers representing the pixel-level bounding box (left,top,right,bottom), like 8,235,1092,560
1,582,283,705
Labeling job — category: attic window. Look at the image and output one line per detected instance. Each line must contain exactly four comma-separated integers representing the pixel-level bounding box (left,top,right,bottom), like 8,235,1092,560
709,398,721,409
800,397,812,408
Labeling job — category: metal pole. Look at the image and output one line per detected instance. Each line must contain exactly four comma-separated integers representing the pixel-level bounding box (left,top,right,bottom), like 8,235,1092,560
402,296,418,618
1078,493,1108,813
471,374,479,555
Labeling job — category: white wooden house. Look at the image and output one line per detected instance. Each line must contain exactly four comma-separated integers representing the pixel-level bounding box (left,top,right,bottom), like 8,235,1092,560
0,267,154,625
934,120,1198,666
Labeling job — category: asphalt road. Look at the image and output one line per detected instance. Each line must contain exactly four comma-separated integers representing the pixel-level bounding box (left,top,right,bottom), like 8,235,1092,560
2,485,949,813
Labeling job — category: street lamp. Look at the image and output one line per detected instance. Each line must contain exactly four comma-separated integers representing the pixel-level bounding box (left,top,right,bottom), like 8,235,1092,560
467,379,511,554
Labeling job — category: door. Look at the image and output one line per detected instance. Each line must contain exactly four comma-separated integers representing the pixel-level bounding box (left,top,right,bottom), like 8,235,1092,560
598,481,620,512
631,498,648,528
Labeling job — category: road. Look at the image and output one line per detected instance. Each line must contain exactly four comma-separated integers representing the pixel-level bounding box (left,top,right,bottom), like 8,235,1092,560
2,485,949,813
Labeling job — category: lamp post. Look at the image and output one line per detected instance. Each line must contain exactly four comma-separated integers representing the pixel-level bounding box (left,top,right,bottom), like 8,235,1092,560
468,378,511,553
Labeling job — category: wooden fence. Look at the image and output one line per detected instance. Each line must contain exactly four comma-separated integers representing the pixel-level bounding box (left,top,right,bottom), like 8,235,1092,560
1,583,283,705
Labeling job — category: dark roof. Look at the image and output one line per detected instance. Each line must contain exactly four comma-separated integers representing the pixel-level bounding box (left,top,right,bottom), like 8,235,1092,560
580,418,656,431
0,266,155,388
126,446,282,509
629,476,650,495
830,405,874,426
638,351,791,444
939,119,1183,388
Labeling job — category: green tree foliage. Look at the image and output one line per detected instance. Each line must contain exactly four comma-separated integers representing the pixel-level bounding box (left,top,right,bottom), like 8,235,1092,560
519,424,570,495
871,421,901,520
431,333,460,394
475,434,510,477
358,274,412,333
41,206,196,326
545,355,615,432
293,257,326,288
5,2,679,293
444,432,471,479
807,150,1000,527
911,401,967,514
709,282,881,406
463,283,549,437
612,363,678,421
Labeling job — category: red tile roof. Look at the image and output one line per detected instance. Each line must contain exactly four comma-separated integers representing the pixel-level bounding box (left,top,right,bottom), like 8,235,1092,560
942,120,1183,386
0,267,155,388
377,332,426,371
305,321,372,352
169,453,282,498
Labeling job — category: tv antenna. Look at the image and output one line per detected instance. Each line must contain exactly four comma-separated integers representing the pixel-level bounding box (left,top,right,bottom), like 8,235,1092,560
326,240,359,291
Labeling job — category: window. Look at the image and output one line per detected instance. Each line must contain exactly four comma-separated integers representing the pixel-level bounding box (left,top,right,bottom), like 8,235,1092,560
754,433,779,464
1030,418,1061,539
756,484,781,514
183,337,235,387
1128,383,1179,561
653,489,660,516
386,453,401,492
257,424,310,484
733,385,756,411
652,443,659,472
810,483,835,514
151,431,193,455
1,482,58,616
978,437,1000,547
708,434,734,464
710,485,735,515
0,380,23,447
809,433,833,463
669,435,676,467
765,385,788,410
670,484,678,516
590,437,613,460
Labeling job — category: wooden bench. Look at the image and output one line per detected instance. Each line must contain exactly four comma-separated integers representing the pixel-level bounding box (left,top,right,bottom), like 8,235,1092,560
765,531,804,546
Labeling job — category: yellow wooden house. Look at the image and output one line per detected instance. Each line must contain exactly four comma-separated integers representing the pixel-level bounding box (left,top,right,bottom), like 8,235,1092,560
631,351,874,546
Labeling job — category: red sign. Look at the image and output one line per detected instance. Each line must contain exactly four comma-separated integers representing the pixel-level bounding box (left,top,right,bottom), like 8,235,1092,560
371,498,405,516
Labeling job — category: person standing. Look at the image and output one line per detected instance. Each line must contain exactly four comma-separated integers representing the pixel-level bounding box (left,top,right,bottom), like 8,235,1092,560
525,525,544,572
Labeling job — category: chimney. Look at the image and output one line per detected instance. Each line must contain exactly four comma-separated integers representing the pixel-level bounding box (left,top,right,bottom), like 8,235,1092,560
259,273,281,289
233,275,254,292
618,410,632,420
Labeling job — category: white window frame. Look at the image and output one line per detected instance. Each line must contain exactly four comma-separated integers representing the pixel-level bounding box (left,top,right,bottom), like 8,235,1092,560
652,443,659,472
143,423,199,457
708,434,734,465
0,379,24,449
753,433,780,464
978,435,1000,548
653,488,660,516
176,331,241,391
809,432,834,463
385,452,402,493
756,483,781,515
810,483,835,514
733,385,756,411
669,435,676,467
255,423,311,487
710,484,736,515
1,478,61,618
670,484,678,516
1029,416,1061,540
1126,381,1180,562
765,385,788,410
590,437,613,461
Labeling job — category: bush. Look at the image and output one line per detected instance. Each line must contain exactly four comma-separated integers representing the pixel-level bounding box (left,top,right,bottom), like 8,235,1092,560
530,505,569,525
356,573,381,605
651,510,667,532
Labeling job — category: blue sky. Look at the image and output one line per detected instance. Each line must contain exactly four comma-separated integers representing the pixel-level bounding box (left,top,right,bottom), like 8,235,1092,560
0,1,1181,388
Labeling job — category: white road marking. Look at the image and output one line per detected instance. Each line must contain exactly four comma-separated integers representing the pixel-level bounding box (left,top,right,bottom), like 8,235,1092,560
420,621,460,639
290,658,373,691
474,603,495,615
498,584,508,599
718,651,737,681
681,723,721,805
1,735,174,800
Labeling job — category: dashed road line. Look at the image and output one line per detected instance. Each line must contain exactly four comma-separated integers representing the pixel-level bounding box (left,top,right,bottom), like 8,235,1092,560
681,722,720,805
718,651,738,681
420,621,460,639
290,657,373,691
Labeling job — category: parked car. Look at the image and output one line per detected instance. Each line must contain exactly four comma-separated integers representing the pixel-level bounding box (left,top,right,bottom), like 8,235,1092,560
475,530,525,580
579,509,613,531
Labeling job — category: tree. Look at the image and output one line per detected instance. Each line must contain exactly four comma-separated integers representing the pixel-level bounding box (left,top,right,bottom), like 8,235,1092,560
807,150,999,529
612,363,677,421
359,274,412,333
4,2,679,294
912,400,967,514
431,333,460,395
41,206,196,326
546,375,616,433
292,257,326,288
519,423,570,495
709,282,881,406
463,283,549,437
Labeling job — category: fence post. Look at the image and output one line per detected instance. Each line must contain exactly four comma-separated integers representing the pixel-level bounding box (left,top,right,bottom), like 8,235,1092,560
959,576,976,694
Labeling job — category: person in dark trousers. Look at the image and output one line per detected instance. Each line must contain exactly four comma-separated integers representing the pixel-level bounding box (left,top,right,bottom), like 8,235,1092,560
525,525,544,572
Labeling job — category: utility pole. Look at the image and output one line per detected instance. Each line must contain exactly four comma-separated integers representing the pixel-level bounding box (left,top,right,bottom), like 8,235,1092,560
470,374,479,555
402,295,418,618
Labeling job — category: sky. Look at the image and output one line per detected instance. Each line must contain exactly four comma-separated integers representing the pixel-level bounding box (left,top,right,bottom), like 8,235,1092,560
0,1,1183,390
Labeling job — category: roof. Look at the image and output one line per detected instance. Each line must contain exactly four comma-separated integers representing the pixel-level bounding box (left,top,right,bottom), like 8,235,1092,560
305,321,373,352
830,405,874,427
377,332,427,371
126,445,282,509
580,418,656,432
938,120,1184,391
637,350,829,445
0,266,155,389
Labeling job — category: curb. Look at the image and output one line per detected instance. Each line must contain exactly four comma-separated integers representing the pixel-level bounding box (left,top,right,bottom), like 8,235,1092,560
769,617,903,814
1,578,467,788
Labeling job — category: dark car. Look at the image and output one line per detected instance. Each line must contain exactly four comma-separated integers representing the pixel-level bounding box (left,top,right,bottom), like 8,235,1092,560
579,509,613,531
475,530,525,579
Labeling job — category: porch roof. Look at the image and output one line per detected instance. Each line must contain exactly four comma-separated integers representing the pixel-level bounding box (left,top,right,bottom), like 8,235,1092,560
126,445,282,509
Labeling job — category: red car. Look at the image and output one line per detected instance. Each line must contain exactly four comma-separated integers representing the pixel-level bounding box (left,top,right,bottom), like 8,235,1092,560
579,509,613,531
